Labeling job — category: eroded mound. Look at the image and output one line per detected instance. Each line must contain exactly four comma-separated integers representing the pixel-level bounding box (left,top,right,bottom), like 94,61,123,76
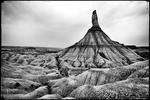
128,66,149,79
50,60,149,98
69,78,149,99
1,78,41,92
75,60,149,86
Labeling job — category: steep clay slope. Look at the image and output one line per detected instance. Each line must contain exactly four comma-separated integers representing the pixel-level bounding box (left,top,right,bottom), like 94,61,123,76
58,10,144,68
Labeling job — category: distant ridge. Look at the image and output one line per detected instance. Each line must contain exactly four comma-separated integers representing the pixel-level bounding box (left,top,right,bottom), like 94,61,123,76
1,46,62,54
1,45,62,50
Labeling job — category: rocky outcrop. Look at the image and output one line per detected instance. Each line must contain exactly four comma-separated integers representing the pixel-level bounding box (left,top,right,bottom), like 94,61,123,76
92,10,100,27
58,10,144,68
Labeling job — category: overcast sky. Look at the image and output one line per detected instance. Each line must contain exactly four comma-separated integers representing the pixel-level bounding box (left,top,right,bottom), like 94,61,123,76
2,1,149,48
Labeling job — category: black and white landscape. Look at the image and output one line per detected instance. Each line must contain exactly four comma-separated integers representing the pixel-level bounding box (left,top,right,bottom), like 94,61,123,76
1,1,149,99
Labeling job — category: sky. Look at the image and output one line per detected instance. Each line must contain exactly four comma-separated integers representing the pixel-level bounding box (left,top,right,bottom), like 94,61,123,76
2,1,149,48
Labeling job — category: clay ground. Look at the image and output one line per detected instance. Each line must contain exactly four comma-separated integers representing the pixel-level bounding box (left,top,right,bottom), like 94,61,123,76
1,46,149,99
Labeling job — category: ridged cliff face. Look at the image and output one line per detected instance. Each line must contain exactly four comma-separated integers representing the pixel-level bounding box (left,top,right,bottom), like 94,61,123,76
58,10,144,68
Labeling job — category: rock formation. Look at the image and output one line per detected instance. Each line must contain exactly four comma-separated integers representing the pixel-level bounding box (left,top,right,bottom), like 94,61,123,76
58,10,144,68
69,78,149,99
49,60,149,98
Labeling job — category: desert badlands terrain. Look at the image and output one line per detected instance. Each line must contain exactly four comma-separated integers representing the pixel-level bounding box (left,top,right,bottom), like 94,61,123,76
1,10,149,99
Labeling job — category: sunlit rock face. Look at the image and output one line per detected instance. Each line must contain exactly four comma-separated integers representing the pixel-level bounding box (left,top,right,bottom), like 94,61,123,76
58,10,144,68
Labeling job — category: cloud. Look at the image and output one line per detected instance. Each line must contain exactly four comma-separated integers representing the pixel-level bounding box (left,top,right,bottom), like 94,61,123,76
1,1,149,48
